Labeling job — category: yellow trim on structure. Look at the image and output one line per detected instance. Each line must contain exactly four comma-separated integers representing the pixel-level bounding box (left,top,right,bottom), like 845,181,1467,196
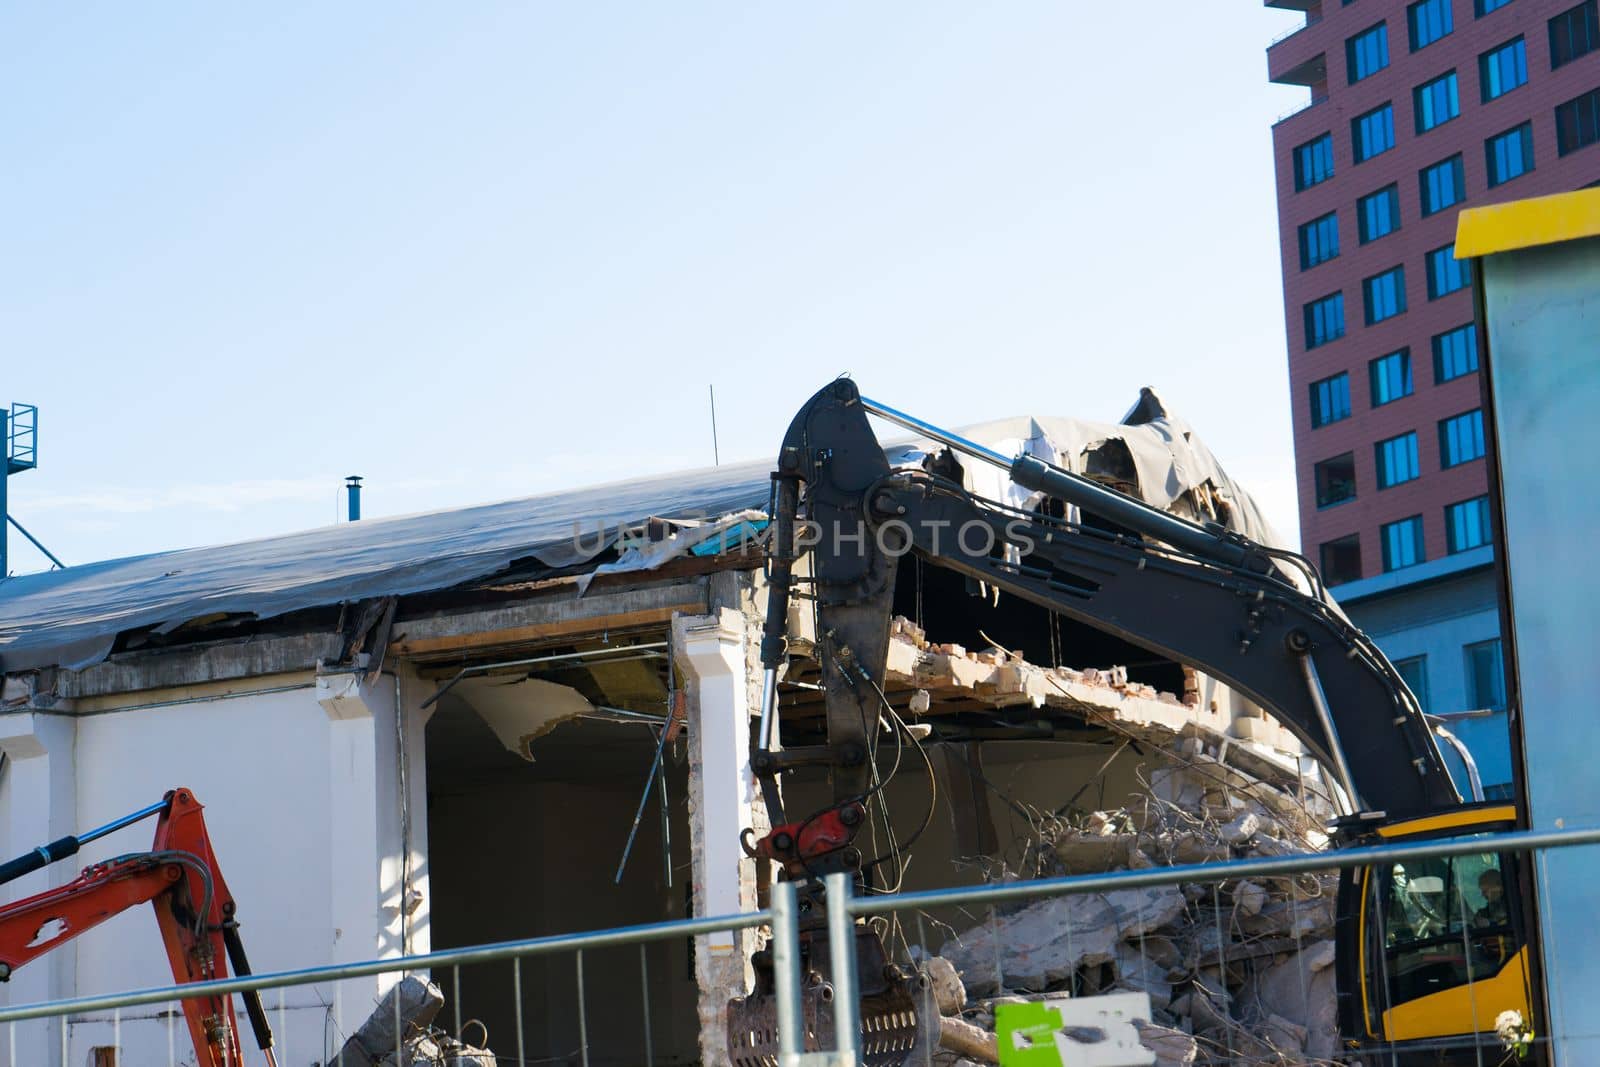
1376,805,1516,839
1383,947,1532,1043
1455,187,1600,257
1359,871,1375,1036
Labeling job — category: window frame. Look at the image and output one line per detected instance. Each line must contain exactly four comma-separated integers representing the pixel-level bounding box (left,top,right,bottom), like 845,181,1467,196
1440,409,1487,468
1294,133,1336,190
1310,372,1353,428
1364,265,1409,325
1427,244,1473,298
1376,431,1422,489
1486,122,1535,187
1414,70,1462,133
1348,22,1393,84
1315,452,1359,508
1446,495,1494,553
1305,292,1347,350
1556,88,1600,157
1479,36,1528,101
1354,103,1398,163
1466,639,1507,710
1299,211,1342,270
1381,514,1426,570
1420,154,1466,216
1359,184,1402,243
1319,533,1363,586
1409,0,1455,49
1549,0,1600,69
1433,323,1480,382
1370,349,1415,406
1394,655,1431,712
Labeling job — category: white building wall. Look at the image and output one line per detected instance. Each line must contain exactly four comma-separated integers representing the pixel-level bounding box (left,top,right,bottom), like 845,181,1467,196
0,671,416,1067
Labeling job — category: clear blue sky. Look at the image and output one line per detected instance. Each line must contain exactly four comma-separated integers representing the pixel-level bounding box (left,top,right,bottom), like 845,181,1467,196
1,4,1310,574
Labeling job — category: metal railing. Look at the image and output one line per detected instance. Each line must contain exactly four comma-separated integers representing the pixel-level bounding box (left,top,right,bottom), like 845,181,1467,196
1267,13,1323,48
3,824,1599,1065
0,909,766,1066
1275,93,1330,125
5,404,35,472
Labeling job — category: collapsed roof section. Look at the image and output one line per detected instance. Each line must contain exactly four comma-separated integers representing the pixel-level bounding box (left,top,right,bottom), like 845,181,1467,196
0,389,1282,675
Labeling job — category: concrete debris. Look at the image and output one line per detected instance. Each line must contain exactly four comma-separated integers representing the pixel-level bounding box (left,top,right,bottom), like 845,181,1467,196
1233,880,1267,918
1134,1022,1198,1067
943,886,1186,996
335,978,497,1067
933,732,1344,1065
1219,811,1263,845
939,1016,1000,1064
925,955,968,1016
881,618,1306,758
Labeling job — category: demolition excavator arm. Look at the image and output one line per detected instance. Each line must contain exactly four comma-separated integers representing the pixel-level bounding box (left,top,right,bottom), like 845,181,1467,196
0,788,278,1067
752,380,1456,855
730,379,1465,1065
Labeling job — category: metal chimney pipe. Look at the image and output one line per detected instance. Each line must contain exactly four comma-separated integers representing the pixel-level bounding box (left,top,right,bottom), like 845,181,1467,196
345,476,362,522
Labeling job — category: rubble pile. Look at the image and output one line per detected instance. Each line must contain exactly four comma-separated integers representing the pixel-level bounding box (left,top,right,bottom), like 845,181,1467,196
928,744,1344,1066
336,977,498,1067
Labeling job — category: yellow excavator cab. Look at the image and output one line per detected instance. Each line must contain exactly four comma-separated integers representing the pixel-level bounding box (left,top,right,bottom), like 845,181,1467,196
1340,804,1535,1063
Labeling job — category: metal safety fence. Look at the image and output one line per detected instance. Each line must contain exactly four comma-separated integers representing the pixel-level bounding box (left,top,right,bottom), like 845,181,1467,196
0,824,1597,1066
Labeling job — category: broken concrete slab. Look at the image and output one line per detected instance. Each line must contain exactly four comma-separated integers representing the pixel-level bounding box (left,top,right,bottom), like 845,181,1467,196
1114,943,1174,1011
334,977,497,1067
1134,1022,1197,1067
336,977,444,1065
943,887,1186,996
925,955,968,1015
1246,940,1339,1062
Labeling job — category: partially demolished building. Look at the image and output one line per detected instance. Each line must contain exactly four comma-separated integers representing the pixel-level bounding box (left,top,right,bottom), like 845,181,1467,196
0,391,1339,1066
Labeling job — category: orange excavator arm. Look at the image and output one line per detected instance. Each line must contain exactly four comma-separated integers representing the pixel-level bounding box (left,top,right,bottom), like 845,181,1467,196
0,788,277,1067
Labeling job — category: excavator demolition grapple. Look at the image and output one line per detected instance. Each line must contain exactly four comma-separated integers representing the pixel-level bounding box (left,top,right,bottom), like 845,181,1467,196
728,380,1486,1066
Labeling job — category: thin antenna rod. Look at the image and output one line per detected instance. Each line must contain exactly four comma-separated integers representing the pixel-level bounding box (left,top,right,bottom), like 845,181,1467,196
709,385,721,466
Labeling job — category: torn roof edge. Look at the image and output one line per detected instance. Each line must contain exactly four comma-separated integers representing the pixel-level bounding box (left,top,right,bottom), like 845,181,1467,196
0,398,1284,675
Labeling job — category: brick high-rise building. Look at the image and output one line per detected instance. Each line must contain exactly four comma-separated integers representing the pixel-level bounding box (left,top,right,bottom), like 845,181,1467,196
1265,0,1600,792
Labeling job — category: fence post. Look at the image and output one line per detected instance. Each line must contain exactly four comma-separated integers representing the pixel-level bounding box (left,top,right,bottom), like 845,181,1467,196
824,872,861,1065
772,880,803,1061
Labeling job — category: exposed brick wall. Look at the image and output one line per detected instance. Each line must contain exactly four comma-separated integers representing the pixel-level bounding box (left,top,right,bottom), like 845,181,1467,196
1267,0,1600,580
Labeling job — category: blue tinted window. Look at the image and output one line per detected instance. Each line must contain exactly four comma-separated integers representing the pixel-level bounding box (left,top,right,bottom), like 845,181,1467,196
1299,212,1341,269
1294,133,1335,190
1310,373,1352,427
1354,104,1397,162
1427,244,1473,298
1433,324,1479,380
1447,496,1493,553
1304,292,1346,349
1420,155,1466,215
1376,431,1421,488
1415,71,1461,132
1487,123,1535,185
1477,0,1514,13
1411,0,1455,48
1348,23,1392,83
1364,266,1408,324
1382,515,1426,570
1480,37,1528,99
1370,350,1415,406
1359,185,1402,243
1440,410,1486,466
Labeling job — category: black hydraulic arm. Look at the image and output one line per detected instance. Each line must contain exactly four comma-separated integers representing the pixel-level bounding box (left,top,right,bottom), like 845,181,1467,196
756,381,1458,824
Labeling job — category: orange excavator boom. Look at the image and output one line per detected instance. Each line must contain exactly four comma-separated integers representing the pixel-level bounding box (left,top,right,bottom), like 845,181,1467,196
0,788,276,1067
